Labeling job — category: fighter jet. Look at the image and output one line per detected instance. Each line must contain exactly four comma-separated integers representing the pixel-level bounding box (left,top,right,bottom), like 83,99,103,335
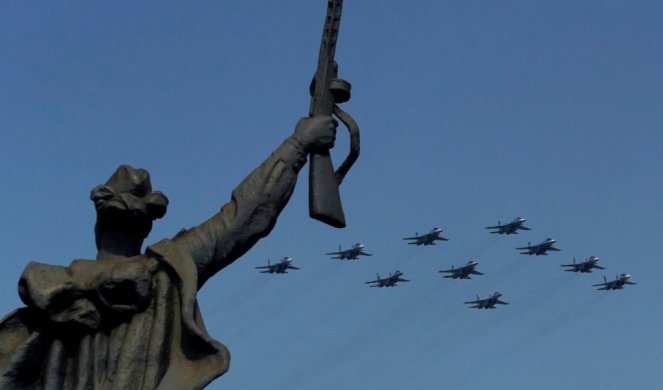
365,270,410,287
593,273,637,290
561,256,605,273
326,243,372,260
255,257,300,274
464,292,509,309
438,261,484,279
517,238,560,255
403,227,449,246
485,217,531,235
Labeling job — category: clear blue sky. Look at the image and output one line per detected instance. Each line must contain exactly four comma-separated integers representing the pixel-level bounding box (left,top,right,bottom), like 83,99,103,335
2,1,662,389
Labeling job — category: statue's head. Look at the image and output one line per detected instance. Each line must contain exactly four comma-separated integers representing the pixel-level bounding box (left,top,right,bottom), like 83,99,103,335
90,165,169,251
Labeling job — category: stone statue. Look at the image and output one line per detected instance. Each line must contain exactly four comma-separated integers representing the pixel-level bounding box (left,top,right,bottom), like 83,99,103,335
0,115,337,389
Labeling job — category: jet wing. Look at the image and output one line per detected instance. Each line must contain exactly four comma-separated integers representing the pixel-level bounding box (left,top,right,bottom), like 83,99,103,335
516,245,535,250
359,251,373,256
396,277,410,282
287,265,300,270
402,236,419,241
464,298,484,305
256,265,276,273
439,269,461,279
593,280,613,289
495,299,509,305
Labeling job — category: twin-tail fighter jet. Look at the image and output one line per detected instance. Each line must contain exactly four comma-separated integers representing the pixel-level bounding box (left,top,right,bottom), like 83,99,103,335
402,227,449,246
593,273,637,290
438,261,483,279
326,243,372,260
561,256,604,273
464,292,509,309
255,257,300,274
485,217,531,235
517,238,560,255
365,271,409,287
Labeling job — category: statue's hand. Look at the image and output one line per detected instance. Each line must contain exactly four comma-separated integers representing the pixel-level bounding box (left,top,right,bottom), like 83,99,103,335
293,115,337,153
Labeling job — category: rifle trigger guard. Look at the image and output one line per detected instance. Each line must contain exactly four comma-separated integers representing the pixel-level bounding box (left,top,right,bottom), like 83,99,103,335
332,104,359,186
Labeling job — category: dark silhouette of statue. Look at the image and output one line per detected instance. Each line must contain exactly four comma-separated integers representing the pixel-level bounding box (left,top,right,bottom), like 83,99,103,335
0,115,337,389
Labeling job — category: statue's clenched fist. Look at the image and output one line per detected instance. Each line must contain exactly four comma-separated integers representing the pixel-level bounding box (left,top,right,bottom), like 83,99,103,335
293,115,337,153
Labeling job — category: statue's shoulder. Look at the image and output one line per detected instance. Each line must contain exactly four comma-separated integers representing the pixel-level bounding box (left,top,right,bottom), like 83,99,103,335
146,239,201,290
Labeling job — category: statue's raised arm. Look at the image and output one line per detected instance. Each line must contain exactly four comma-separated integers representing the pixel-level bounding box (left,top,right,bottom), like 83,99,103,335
166,115,337,287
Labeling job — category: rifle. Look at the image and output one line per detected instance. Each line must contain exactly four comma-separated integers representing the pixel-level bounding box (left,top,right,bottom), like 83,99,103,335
308,0,360,228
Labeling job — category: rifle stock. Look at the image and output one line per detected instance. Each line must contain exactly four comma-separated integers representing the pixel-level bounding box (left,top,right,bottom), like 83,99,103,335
309,150,345,227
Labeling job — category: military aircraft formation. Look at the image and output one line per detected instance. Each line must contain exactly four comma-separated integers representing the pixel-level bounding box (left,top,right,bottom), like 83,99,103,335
256,217,636,306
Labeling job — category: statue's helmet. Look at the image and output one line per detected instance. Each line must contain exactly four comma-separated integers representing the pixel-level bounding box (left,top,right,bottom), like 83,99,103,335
90,165,168,248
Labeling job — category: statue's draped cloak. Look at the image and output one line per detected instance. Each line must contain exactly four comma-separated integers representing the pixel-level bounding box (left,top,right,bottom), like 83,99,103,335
0,240,229,390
